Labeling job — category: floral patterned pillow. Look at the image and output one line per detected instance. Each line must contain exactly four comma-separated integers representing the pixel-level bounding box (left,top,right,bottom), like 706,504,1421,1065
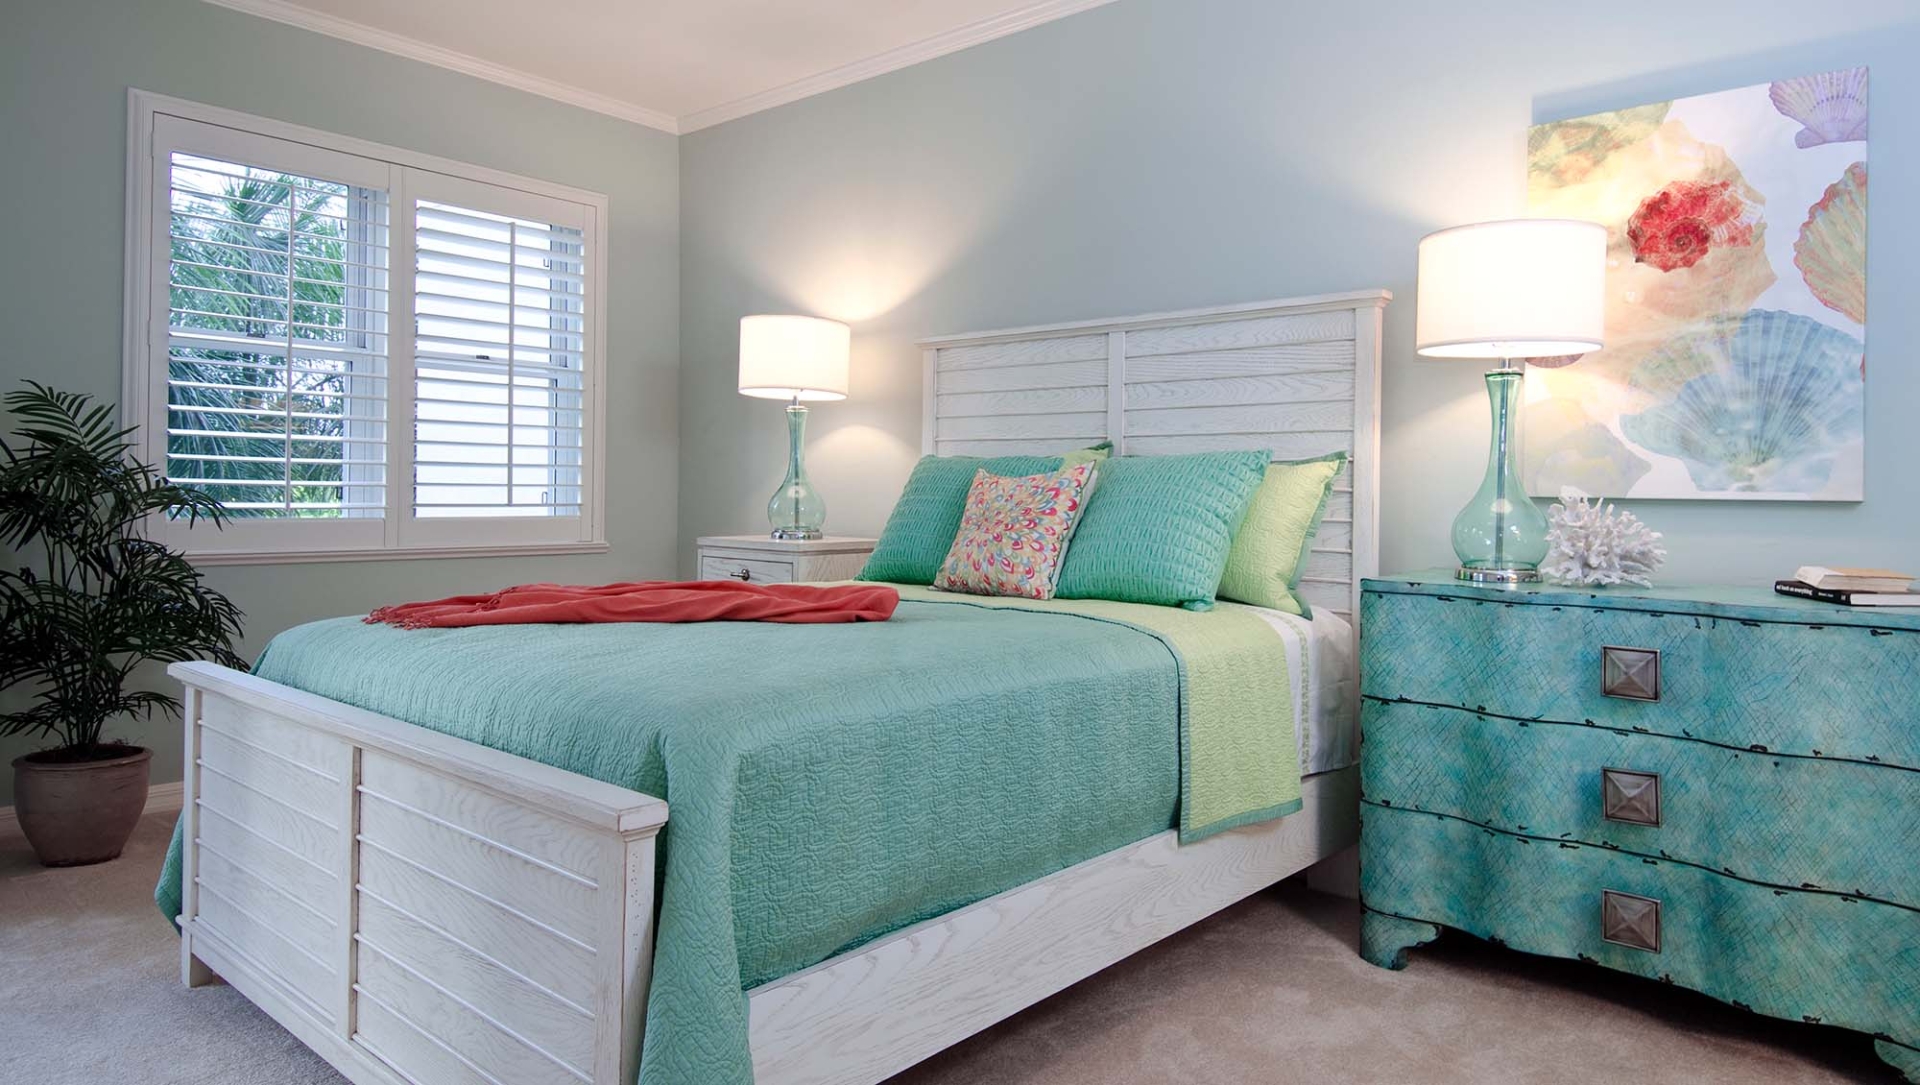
933,463,1099,600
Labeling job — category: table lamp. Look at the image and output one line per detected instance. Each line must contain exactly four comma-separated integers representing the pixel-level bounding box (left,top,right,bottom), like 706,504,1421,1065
1415,219,1606,582
739,314,851,539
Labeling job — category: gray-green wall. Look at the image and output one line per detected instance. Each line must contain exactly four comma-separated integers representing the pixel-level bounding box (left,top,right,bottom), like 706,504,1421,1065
1,0,679,801
678,0,1920,582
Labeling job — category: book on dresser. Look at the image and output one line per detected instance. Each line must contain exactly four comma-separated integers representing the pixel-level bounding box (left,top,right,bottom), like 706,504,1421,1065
1793,565,1914,593
1774,579,1920,607
1356,572,1920,1083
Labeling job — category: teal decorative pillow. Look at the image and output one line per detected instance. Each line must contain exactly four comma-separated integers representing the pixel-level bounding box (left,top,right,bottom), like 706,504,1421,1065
1055,450,1271,610
858,448,1108,584
934,463,1099,600
1216,451,1347,618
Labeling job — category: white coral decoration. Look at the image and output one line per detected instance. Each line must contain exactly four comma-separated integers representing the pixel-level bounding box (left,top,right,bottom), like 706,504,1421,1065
1541,487,1667,587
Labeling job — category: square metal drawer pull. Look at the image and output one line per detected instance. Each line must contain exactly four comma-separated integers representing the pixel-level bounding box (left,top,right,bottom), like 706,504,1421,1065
1601,890,1662,953
1602,768,1662,827
1602,646,1660,701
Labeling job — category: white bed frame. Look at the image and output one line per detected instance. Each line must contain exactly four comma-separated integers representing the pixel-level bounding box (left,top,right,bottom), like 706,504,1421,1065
171,289,1389,1085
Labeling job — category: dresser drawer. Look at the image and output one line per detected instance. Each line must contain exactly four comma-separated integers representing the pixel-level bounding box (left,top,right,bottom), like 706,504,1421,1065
699,555,795,584
1361,806,1920,1046
1361,588,1920,769
1361,699,1920,908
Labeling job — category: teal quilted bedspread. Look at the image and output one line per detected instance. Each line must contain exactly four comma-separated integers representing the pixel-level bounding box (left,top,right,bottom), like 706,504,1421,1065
156,594,1296,1084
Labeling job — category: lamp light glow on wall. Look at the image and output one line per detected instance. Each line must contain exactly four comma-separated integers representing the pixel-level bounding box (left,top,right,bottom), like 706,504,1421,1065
1415,219,1606,583
738,315,851,539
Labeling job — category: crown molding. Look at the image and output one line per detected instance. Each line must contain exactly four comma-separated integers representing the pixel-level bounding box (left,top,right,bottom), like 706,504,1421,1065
677,0,1120,133
198,0,682,133
199,0,1120,137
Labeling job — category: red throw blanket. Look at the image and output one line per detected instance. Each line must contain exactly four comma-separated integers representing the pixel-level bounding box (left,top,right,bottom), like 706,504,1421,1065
366,580,900,629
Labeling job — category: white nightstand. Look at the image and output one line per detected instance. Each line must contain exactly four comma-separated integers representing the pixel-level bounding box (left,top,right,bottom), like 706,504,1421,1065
695,535,878,585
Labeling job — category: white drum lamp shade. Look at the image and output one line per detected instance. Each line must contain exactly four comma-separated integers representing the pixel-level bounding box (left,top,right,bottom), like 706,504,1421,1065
1416,219,1608,359
738,315,851,400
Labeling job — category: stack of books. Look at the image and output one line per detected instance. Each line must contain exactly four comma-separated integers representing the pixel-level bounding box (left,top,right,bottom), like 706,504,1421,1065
1774,566,1920,607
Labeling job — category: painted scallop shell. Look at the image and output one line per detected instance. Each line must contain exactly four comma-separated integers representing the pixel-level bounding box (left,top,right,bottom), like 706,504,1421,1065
1795,162,1867,325
1620,310,1862,494
1526,353,1585,369
1528,102,1670,189
1626,179,1760,272
1770,68,1868,148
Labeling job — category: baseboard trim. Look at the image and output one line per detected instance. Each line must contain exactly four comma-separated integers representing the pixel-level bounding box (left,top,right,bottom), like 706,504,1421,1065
0,780,185,839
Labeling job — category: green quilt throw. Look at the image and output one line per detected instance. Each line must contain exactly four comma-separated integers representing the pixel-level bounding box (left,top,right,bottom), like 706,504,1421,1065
156,590,1300,1084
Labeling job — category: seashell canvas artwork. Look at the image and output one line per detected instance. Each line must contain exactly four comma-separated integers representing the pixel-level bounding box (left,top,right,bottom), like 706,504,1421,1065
1526,67,1867,501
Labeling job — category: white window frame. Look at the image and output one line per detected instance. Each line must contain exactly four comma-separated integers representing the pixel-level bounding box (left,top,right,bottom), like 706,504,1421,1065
123,90,610,564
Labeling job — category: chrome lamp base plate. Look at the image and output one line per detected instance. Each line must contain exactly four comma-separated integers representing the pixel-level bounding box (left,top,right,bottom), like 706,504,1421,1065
1458,566,1542,584
770,527,823,541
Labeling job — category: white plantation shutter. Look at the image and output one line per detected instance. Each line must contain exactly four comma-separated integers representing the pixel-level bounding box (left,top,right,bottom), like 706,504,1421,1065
135,105,604,560
411,199,586,520
165,154,389,518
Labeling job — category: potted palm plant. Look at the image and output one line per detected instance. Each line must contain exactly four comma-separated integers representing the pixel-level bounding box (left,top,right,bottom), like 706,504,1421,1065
2,383,245,866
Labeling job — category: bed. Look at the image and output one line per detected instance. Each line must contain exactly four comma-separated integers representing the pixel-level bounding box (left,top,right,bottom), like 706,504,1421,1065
160,289,1389,1085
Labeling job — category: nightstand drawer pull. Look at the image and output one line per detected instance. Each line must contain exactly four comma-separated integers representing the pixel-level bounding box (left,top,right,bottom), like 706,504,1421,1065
1600,890,1661,952
1601,645,1660,701
1601,768,1661,827
729,567,753,581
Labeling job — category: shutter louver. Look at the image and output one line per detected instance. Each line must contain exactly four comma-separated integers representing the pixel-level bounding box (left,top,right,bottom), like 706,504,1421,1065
412,201,586,518
165,153,389,518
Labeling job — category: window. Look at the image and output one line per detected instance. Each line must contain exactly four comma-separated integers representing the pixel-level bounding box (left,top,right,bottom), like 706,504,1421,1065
126,95,606,561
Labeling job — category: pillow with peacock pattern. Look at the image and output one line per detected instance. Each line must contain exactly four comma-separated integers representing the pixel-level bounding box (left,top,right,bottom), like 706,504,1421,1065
933,463,1099,600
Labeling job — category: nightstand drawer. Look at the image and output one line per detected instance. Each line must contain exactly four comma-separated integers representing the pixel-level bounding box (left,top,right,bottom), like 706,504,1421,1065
1362,699,1920,906
1360,588,1920,768
699,555,795,584
695,535,876,584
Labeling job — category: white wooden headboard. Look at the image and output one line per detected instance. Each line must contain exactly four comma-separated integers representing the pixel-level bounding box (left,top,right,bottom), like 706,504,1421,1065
919,290,1390,620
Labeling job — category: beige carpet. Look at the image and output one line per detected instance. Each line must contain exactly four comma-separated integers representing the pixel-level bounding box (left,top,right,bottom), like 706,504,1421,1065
0,813,1896,1085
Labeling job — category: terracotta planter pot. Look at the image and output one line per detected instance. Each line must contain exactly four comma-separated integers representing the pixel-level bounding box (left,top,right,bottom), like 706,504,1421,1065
11,745,153,867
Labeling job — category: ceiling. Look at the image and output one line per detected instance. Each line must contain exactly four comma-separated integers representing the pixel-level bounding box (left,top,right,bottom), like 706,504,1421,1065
204,0,1116,133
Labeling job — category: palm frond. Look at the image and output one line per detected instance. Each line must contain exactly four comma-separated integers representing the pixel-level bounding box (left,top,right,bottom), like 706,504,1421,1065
1,382,247,752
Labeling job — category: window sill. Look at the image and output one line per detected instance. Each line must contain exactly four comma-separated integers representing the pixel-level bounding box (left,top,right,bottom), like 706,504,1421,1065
182,540,612,567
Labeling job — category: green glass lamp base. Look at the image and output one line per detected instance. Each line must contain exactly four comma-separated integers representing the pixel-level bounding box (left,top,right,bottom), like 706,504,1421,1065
767,401,828,540
1449,367,1549,582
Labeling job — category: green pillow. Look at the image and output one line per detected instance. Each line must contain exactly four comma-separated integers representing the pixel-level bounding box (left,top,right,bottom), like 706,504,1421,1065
1055,450,1271,611
1060,441,1113,467
858,447,1110,584
1216,452,1348,618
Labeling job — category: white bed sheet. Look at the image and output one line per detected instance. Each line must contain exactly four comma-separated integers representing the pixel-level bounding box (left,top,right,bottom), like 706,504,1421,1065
1244,604,1358,775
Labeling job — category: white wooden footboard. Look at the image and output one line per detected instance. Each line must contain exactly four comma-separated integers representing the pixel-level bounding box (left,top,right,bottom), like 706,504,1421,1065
173,660,1358,1085
171,661,669,1085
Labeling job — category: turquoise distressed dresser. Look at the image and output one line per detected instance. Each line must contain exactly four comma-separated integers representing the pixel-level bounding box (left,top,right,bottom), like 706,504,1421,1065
1357,572,1920,1080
